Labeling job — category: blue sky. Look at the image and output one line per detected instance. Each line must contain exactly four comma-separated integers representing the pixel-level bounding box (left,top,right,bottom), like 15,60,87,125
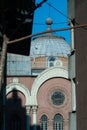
32,0,70,43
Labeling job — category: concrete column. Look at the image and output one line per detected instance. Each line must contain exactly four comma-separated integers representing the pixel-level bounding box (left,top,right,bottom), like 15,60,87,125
32,106,37,130
71,80,76,112
70,22,75,50
26,106,31,130
69,112,77,130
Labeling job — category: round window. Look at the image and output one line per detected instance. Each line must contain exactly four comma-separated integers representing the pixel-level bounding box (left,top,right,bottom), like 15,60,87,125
51,91,65,105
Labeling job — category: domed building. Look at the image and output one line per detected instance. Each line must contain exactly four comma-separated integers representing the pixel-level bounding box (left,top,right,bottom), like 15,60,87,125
30,18,70,75
5,18,73,130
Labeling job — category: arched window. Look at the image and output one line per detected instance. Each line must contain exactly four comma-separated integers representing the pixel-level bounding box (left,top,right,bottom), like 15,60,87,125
40,115,48,130
53,114,63,130
48,57,56,67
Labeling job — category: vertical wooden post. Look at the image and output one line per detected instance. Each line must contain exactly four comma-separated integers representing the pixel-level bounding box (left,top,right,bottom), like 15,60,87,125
0,34,8,129
0,34,8,89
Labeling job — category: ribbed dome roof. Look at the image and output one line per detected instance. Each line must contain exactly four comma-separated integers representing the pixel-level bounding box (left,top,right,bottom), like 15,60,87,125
30,18,71,57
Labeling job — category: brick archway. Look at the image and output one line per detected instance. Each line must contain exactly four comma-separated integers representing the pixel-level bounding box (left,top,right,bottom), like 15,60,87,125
31,67,68,105
6,78,30,105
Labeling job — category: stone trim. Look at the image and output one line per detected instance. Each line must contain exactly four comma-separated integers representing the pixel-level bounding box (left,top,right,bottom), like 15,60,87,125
6,78,30,105
31,67,68,105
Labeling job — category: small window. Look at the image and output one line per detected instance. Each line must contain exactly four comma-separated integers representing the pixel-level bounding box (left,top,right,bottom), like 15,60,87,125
32,69,44,75
48,57,56,67
53,114,63,130
40,115,48,130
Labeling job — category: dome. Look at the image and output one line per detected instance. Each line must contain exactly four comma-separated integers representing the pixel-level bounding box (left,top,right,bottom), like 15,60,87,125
30,18,71,57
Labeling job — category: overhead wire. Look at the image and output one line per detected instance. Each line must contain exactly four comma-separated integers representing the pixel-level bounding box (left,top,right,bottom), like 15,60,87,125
33,21,67,25
46,1,87,31
33,1,69,27
7,23,87,45
46,1,72,21
3,0,87,44
7,0,48,40
46,1,77,25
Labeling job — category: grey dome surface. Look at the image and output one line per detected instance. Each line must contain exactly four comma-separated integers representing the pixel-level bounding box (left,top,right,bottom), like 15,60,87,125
30,35,71,57
30,17,71,57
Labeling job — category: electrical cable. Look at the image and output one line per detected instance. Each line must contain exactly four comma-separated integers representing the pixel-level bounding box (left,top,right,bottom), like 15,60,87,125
46,1,87,31
33,21,67,25
6,0,48,40
7,23,87,45
46,2,72,21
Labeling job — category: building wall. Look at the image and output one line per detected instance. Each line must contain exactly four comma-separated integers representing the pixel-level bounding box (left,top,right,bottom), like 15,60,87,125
37,78,71,130
5,65,71,130
74,0,87,130
7,77,35,90
5,16,71,130
31,56,68,69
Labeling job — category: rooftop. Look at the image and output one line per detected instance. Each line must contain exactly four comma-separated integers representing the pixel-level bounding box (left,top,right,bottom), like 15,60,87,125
30,18,71,57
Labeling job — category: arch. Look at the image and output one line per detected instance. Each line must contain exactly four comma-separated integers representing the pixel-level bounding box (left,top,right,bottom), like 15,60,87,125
53,114,63,130
41,114,48,120
6,82,30,105
40,115,48,130
31,67,68,105
54,113,63,121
